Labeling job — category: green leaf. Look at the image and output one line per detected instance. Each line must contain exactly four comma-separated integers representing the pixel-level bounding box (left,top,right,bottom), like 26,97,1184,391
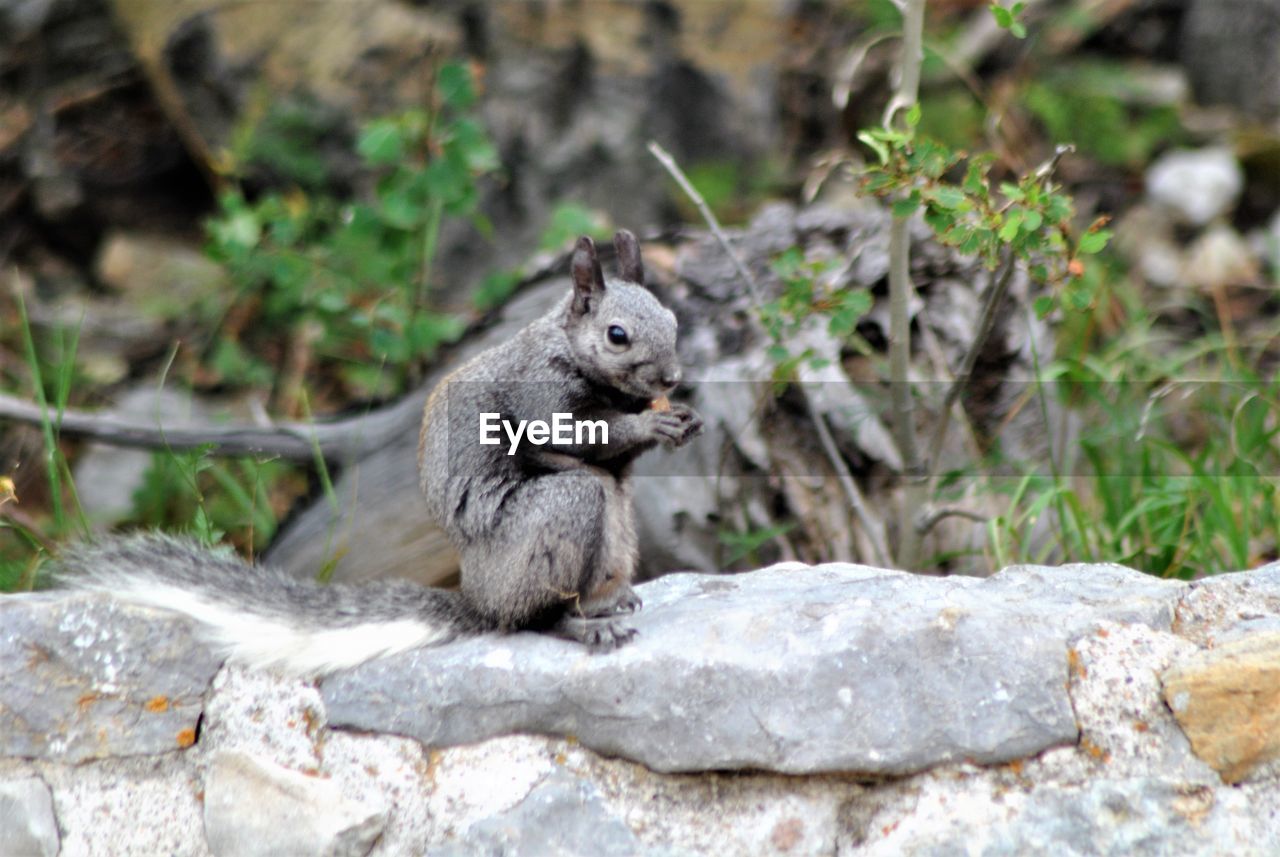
926,186,969,211
906,103,922,128
999,210,1024,241
1022,209,1043,232
999,182,1025,202
1077,229,1112,255
1033,295,1055,319
1010,21,1027,39
892,195,921,218
828,289,873,337
989,4,1013,28
437,62,476,109
356,120,404,165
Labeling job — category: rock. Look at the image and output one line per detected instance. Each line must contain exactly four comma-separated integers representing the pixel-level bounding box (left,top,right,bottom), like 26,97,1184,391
13,558,1280,853
432,770,652,857
322,561,1182,776
94,230,227,310
1181,0,1280,121
1173,563,1280,647
862,775,1276,856
0,592,221,762
0,777,58,857
1146,147,1244,225
34,753,204,857
1182,224,1260,289
1162,631,1280,783
203,750,388,857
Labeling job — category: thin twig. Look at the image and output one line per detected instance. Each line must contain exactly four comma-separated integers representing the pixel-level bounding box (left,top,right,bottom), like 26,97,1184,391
647,141,762,302
916,505,989,534
809,402,893,568
923,247,1018,475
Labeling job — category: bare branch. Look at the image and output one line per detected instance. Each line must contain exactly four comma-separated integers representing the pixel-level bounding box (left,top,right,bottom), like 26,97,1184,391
0,391,418,463
808,401,893,568
916,505,989,536
647,140,762,302
923,248,1018,474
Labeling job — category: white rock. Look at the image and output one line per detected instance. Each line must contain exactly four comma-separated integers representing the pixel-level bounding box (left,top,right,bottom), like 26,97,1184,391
1146,147,1244,225
204,751,387,857
0,777,59,857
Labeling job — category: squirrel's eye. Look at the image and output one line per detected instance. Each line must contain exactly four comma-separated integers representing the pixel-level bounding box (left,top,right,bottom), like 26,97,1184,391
607,325,629,346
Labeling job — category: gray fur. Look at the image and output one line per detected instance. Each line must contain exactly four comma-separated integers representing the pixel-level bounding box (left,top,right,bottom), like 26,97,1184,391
54,532,486,633
419,231,702,645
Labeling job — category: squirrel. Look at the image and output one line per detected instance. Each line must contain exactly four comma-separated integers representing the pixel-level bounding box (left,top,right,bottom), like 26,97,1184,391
53,230,703,677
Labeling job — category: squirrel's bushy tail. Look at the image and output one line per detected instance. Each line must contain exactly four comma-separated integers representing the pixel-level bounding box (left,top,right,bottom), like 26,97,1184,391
54,533,488,677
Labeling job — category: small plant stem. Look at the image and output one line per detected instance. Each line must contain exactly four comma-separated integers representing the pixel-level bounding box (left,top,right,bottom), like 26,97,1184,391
886,0,928,570
646,141,762,302
923,247,1017,481
882,0,926,127
418,196,444,312
809,401,893,567
15,286,64,535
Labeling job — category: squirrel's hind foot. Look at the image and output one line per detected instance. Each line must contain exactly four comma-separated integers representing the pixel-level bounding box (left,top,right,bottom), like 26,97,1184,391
553,615,637,652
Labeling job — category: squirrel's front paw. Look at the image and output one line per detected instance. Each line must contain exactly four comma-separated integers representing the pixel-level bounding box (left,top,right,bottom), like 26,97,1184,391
646,403,704,448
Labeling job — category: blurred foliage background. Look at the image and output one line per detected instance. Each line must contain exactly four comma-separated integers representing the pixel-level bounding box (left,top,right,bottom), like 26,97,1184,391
3,0,1280,586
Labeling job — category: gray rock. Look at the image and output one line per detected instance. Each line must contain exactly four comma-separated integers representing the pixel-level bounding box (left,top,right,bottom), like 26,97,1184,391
33,753,204,856
1146,147,1244,226
1173,562,1280,647
0,592,221,762
865,775,1276,856
323,563,1184,775
0,777,58,857
433,770,656,857
203,750,387,857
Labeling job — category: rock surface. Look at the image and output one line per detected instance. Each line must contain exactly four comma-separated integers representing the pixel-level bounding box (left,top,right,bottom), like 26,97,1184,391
204,750,388,857
0,592,222,762
0,777,59,857
1163,631,1280,783
1145,147,1244,226
3,560,1280,854
323,562,1181,775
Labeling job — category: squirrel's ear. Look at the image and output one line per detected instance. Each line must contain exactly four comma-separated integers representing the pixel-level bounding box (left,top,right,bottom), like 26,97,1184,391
571,235,606,315
613,229,644,285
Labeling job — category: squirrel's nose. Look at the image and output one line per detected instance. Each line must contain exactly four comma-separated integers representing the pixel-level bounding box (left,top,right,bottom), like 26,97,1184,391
660,367,682,389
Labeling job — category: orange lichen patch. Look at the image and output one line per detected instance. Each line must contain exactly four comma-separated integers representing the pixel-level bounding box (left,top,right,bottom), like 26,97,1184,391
1096,627,1110,638
1080,736,1111,763
145,695,170,713
1005,759,1024,776
1067,648,1087,679
176,729,197,748
302,706,322,739
651,395,671,412
1133,721,1150,733
77,692,101,710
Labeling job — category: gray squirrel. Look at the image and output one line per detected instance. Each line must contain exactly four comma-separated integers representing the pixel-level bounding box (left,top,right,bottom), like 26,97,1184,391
55,230,702,677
